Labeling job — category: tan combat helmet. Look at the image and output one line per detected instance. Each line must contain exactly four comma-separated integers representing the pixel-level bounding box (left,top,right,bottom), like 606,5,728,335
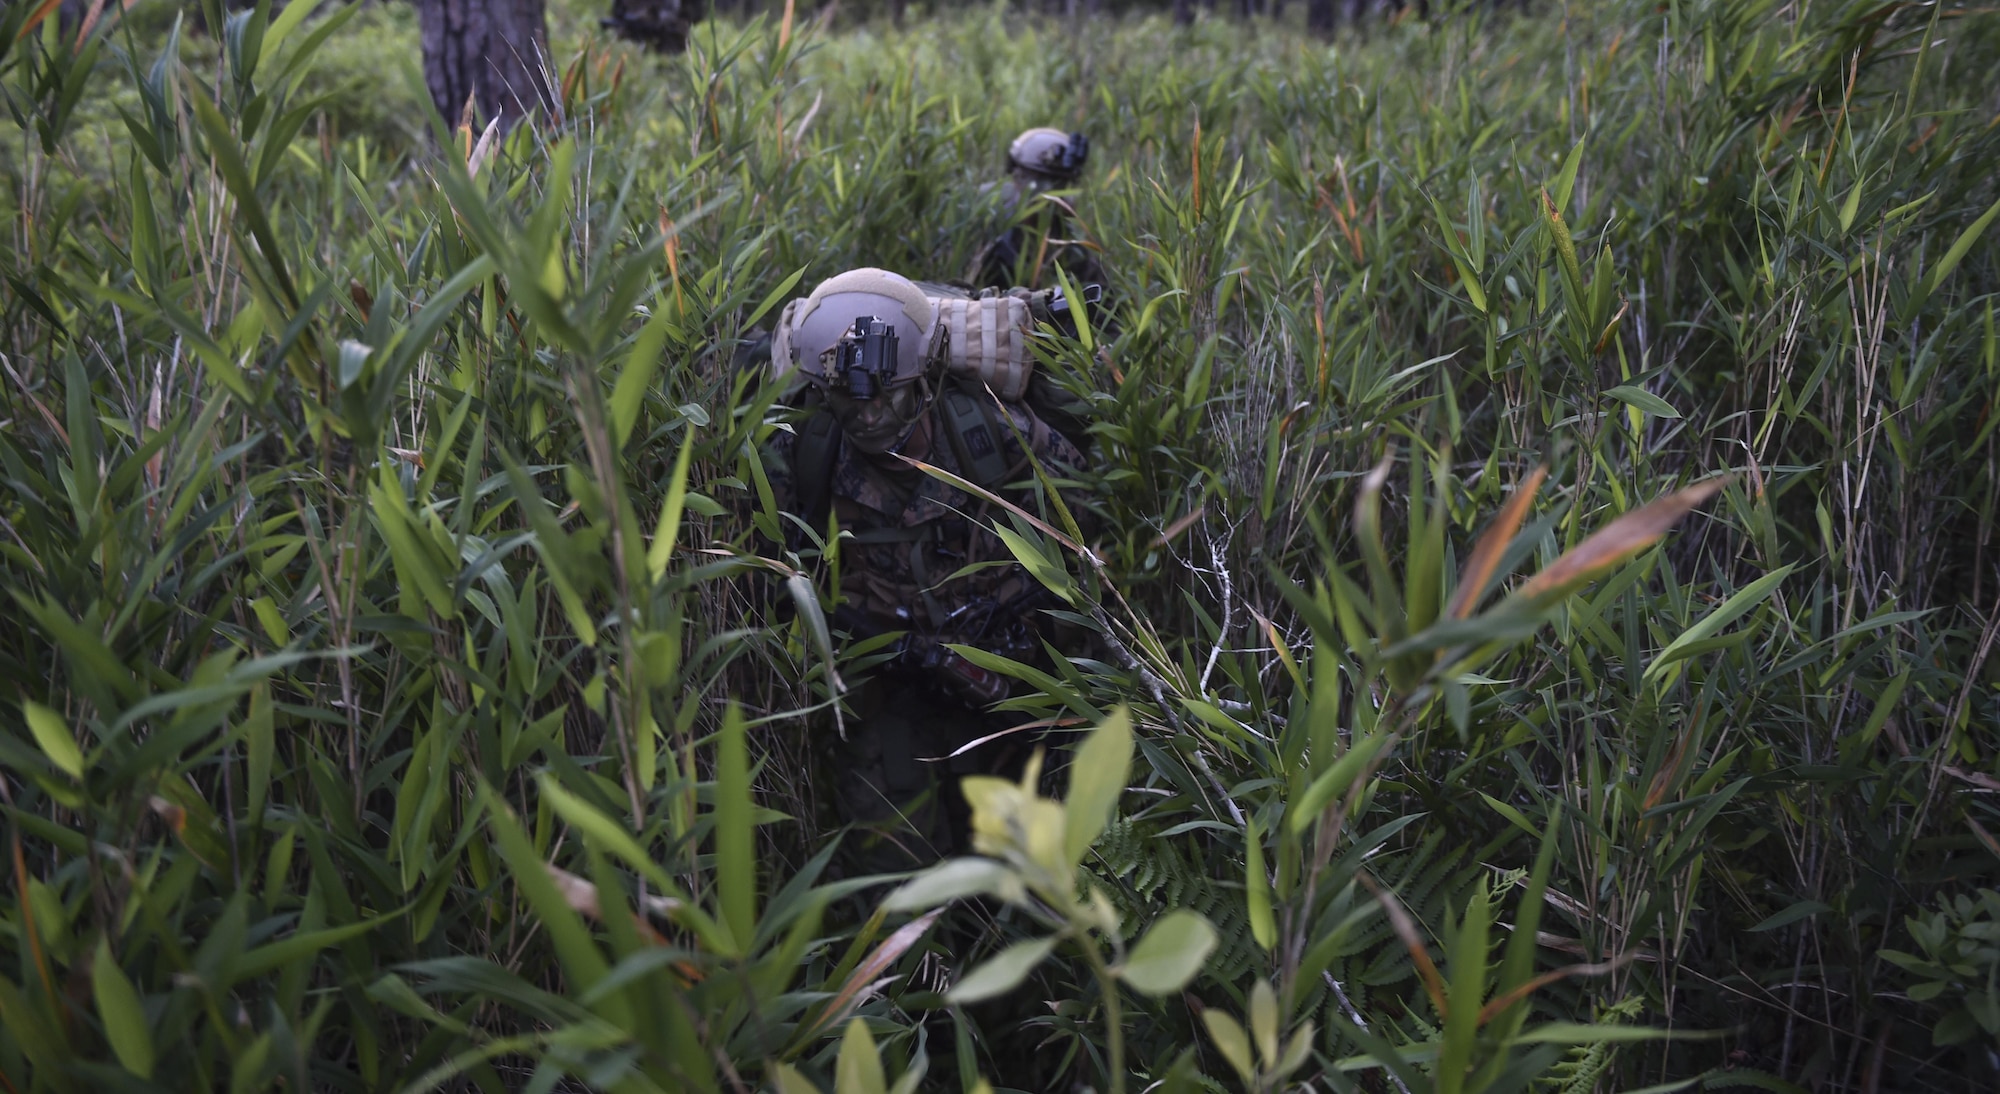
1007,127,1090,184
771,268,941,390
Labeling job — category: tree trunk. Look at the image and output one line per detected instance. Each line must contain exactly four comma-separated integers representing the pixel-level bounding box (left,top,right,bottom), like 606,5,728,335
416,0,551,133
1173,0,1194,24
605,0,705,53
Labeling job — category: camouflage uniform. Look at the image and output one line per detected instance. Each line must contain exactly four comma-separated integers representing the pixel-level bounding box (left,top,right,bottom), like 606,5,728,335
763,394,1089,871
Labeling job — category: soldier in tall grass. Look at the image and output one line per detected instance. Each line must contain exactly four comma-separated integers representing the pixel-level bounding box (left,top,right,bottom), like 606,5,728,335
967,126,1108,292
759,268,1093,872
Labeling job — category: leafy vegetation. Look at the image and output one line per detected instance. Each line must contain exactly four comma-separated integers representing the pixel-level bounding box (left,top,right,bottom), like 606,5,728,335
3,0,1998,1091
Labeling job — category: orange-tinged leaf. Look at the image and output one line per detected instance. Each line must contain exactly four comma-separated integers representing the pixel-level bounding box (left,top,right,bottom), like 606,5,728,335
1362,872,1447,1018
147,796,187,835
14,0,63,41
1446,465,1547,621
1476,952,1636,1027
1149,504,1207,549
1516,478,1729,605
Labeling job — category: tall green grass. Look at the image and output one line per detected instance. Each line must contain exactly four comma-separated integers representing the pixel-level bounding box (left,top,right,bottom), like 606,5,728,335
2,0,1998,1090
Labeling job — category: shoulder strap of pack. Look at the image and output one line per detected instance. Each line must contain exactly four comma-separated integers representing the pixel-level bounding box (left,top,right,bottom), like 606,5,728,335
938,386,1010,492
794,409,842,538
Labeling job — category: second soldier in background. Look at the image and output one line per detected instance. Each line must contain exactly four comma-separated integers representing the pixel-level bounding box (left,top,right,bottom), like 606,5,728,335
968,127,1108,292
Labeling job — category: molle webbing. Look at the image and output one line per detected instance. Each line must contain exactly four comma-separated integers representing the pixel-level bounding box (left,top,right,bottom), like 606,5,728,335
935,295,1034,401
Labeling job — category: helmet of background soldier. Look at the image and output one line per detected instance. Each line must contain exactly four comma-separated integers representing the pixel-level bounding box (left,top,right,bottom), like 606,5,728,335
1007,128,1089,185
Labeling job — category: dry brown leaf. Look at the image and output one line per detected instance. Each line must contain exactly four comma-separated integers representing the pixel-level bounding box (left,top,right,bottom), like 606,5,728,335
1476,950,1638,1026
146,795,186,834
804,908,943,1039
545,862,683,950
1446,465,1548,621
1149,505,1207,550
1361,872,1447,1018
897,456,1083,554
14,0,63,42
1516,477,1730,604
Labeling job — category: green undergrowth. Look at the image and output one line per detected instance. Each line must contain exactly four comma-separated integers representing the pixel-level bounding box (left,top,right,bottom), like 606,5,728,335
2,0,1998,1091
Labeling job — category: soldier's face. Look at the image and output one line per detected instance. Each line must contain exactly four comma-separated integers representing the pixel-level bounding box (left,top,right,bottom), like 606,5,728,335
825,381,922,454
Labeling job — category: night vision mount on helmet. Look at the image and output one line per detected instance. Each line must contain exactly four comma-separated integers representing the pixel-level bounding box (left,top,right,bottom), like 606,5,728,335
829,316,902,400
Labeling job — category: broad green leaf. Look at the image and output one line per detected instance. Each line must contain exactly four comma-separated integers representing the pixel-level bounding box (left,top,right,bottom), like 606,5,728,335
609,308,673,450
1119,911,1216,996
787,573,846,694
1838,177,1864,235
536,773,688,907
647,430,696,581
22,701,82,779
990,522,1076,603
244,683,272,821
1479,792,1540,840
1551,136,1586,214
717,703,757,950
1249,979,1279,1068
1275,1024,1315,1079
92,938,154,1078
249,596,290,646
1512,1023,1689,1044
837,1017,887,1094
1604,384,1681,419
1245,819,1275,951
481,787,620,1008
772,1062,823,1094
370,479,457,620
256,0,320,69
1749,900,1831,933
946,936,1056,1004
1063,706,1132,864
231,910,401,984
746,266,808,328
1439,883,1490,1094
1925,194,2000,299
882,858,1022,912
1202,1010,1256,1085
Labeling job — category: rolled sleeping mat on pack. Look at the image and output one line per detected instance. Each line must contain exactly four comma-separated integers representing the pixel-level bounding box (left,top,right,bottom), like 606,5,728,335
931,294,1035,401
